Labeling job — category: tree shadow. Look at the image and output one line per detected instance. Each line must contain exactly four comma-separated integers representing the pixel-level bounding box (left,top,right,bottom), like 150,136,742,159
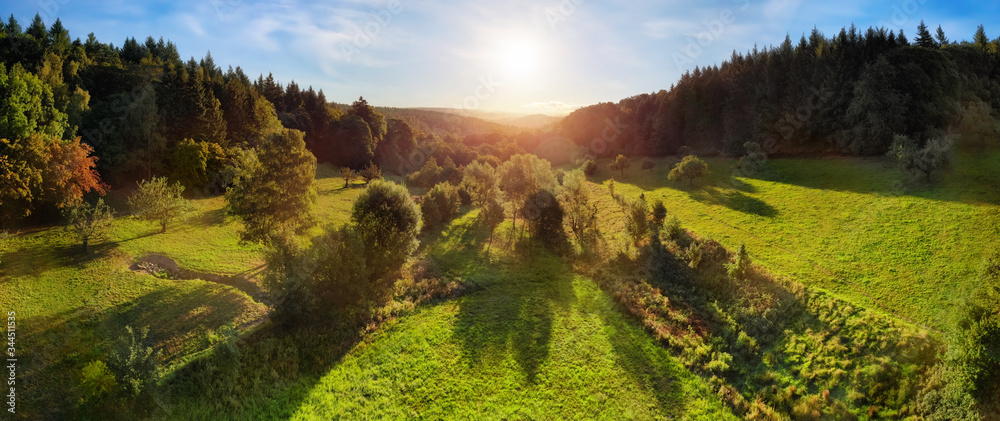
1,236,120,279
687,186,778,217
16,280,266,419
451,250,576,384
186,207,226,228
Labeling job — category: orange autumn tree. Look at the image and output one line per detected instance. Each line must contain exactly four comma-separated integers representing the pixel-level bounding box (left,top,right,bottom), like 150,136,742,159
0,134,106,226
45,136,108,209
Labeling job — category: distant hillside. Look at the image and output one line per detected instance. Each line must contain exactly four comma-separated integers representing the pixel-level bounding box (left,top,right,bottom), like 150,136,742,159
330,104,511,137
414,108,563,129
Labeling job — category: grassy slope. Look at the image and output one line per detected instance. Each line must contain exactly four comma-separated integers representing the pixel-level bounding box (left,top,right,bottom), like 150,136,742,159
0,164,364,417
596,150,1000,331
289,214,734,420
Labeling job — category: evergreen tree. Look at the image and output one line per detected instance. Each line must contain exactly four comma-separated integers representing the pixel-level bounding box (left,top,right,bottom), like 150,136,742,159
916,20,937,48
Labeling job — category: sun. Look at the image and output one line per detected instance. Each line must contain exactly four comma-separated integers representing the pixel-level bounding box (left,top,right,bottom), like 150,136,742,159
497,38,540,80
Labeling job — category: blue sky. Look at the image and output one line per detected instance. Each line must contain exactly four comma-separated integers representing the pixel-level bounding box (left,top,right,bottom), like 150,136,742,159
7,0,996,115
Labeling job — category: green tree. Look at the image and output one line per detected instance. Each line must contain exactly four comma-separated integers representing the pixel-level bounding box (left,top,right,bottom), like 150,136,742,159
107,325,159,399
348,96,387,144
64,198,113,253
973,25,990,50
461,160,499,208
558,169,599,251
481,198,505,252
652,199,667,227
581,159,598,177
341,167,357,188
351,180,421,284
360,162,382,184
171,138,225,190
609,154,631,176
421,182,460,230
839,55,907,155
623,193,649,247
0,63,68,141
524,189,566,251
407,157,442,189
497,154,556,237
225,129,317,245
915,20,937,48
127,176,193,233
890,134,952,183
738,141,768,174
668,155,710,186
727,243,752,280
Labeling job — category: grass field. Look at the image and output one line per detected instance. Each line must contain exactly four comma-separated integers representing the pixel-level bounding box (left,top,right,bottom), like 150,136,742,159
593,149,1000,331
288,213,734,420
2,152,994,418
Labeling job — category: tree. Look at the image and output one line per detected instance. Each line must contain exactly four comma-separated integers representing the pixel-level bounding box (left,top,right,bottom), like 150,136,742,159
915,20,937,48
406,157,442,189
107,325,159,399
359,162,382,184
64,198,113,253
524,189,566,251
497,154,556,237
0,63,68,141
668,155,710,186
973,25,990,50
581,159,598,177
652,199,667,227
890,134,952,183
225,129,316,245
935,25,949,46
348,96,387,144
171,138,226,190
559,169,600,251
641,159,655,172
421,182,460,230
461,160,499,208
481,198,505,252
738,141,767,175
839,56,907,155
727,243,752,280
127,176,193,233
623,193,649,247
609,154,631,176
308,224,370,314
351,180,421,284
340,167,356,188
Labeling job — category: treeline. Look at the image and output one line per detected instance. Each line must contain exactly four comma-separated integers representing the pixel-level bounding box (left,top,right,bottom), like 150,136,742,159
562,22,1000,158
0,13,530,229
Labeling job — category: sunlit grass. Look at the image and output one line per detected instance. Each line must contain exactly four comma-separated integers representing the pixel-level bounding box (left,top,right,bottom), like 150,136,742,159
589,150,1000,330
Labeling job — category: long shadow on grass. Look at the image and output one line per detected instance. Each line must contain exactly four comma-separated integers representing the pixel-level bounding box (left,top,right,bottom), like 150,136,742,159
687,186,778,217
450,249,576,384
17,281,262,420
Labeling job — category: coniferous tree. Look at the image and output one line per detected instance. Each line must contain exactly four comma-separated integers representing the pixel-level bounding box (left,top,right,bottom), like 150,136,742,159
916,20,937,48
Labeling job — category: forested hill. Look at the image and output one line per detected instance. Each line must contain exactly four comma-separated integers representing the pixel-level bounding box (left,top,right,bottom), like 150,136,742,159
560,22,1000,158
0,13,532,228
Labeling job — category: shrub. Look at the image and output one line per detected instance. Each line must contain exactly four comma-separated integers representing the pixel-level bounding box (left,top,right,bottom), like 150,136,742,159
727,243,752,281
421,182,460,230
309,225,373,315
352,180,421,283
582,159,598,177
107,326,159,399
641,159,655,172
127,176,193,233
665,215,683,241
79,360,117,402
677,145,694,156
